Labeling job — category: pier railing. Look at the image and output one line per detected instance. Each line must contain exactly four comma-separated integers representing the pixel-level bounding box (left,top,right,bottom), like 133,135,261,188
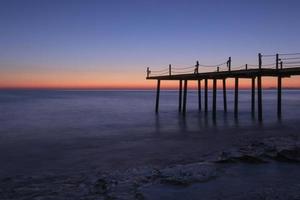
146,53,300,78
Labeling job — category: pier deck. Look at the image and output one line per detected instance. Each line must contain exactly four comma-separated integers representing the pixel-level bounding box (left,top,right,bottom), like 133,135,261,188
146,67,300,80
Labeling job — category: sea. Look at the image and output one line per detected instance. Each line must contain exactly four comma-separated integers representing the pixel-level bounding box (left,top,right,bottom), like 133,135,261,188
0,89,300,177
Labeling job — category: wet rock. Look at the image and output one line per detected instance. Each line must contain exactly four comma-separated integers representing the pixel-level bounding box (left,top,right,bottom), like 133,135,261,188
215,137,300,163
234,155,265,163
160,162,218,185
93,178,109,195
217,151,266,163
275,148,300,162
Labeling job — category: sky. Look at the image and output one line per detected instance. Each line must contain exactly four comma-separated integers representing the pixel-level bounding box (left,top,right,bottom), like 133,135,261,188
1,0,300,89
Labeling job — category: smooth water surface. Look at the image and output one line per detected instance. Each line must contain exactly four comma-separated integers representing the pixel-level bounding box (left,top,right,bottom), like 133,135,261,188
0,90,300,176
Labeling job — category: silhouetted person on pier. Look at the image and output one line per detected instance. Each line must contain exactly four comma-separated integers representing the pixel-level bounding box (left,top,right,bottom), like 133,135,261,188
147,68,151,78
194,61,199,74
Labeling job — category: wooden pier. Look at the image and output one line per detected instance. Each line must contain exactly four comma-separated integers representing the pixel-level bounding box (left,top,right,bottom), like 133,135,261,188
146,53,300,121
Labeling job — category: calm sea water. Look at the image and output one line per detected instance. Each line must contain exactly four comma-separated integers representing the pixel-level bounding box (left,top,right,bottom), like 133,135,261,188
0,90,300,176
1,90,300,134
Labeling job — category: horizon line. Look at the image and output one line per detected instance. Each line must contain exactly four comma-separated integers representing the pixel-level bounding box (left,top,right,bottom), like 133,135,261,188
1,86,300,91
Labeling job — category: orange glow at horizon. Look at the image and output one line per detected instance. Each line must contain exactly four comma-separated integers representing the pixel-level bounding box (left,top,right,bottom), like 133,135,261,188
1,70,300,90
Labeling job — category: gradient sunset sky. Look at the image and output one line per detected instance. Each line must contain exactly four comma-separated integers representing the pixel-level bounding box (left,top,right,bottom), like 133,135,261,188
1,0,300,89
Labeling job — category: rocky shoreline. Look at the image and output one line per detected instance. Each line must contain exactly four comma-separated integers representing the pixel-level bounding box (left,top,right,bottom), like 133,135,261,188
1,136,300,200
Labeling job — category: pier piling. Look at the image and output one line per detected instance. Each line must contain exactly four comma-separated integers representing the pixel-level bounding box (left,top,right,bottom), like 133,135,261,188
223,78,227,112
205,79,208,113
178,80,182,112
277,76,282,119
257,76,262,121
212,79,217,119
258,53,263,121
183,80,188,115
251,77,255,117
155,80,161,113
198,80,201,111
234,78,239,118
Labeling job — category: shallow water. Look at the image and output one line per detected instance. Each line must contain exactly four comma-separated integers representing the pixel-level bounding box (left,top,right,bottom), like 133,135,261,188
0,90,300,176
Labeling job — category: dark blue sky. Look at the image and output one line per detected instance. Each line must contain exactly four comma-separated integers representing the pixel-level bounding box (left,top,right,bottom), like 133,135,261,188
1,0,300,88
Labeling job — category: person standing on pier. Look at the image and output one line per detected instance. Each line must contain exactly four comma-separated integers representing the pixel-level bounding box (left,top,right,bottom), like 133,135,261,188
147,67,151,78
194,61,199,74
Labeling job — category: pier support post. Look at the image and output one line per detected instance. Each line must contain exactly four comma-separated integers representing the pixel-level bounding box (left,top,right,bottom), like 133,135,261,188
155,80,161,113
183,80,188,115
212,79,217,119
257,76,263,121
234,78,239,118
223,78,227,112
198,80,201,111
205,79,208,113
251,77,255,117
257,53,263,121
277,76,282,119
178,80,182,112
